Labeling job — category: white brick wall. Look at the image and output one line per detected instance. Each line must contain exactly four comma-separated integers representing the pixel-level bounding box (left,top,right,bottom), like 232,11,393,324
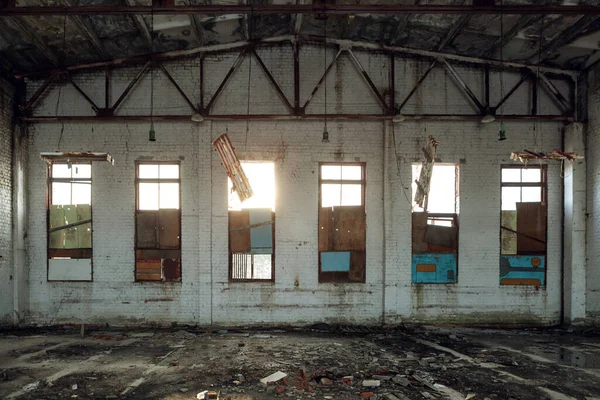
587,69,600,323
22,46,568,326
0,77,14,325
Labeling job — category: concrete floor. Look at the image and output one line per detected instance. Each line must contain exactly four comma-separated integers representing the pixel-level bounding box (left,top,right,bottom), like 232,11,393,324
1,325,600,400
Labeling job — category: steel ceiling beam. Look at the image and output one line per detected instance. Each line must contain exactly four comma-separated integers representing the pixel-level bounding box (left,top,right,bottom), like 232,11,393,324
16,35,577,79
3,4,600,16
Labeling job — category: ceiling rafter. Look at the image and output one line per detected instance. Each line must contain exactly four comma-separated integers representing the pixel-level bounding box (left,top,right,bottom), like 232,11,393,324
7,17,60,66
5,4,600,16
483,14,536,58
529,14,599,64
124,0,153,50
435,14,471,52
59,0,108,59
16,35,578,80
390,0,420,46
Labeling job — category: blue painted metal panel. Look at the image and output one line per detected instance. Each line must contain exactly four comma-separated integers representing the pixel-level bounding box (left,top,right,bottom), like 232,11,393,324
412,253,457,284
249,208,272,253
499,255,545,286
321,251,351,272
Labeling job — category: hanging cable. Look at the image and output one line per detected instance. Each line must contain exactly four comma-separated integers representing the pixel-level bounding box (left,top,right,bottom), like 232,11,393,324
533,14,545,152
149,7,156,141
322,16,329,143
244,50,252,150
56,14,67,150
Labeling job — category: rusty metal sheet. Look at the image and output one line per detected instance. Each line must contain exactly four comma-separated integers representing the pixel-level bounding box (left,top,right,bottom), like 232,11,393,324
516,202,547,254
332,206,366,251
162,258,180,281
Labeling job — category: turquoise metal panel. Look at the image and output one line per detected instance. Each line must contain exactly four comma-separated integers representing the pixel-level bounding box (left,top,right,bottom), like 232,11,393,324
412,253,457,284
499,255,545,286
249,208,272,253
321,251,351,272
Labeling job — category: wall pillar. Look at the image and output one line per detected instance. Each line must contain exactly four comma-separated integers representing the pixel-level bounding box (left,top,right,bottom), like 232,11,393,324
563,122,587,324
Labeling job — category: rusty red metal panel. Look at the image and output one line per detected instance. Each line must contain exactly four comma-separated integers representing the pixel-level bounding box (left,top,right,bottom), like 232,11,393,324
212,132,254,203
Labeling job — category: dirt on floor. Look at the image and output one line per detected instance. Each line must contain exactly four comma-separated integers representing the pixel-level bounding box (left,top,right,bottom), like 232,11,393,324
1,324,600,400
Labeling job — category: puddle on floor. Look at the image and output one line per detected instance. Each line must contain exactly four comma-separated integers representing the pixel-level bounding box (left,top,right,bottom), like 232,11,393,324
537,346,600,369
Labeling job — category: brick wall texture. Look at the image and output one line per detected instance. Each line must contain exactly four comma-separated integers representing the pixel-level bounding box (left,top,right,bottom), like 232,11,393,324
0,77,14,324
21,46,571,326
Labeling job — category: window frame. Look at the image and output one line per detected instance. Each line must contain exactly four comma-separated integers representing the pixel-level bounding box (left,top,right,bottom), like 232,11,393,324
318,162,367,283
499,164,548,287
46,161,93,282
228,161,276,283
134,161,182,283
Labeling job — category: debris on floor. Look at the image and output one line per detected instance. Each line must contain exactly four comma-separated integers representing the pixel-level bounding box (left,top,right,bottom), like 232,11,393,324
0,325,599,399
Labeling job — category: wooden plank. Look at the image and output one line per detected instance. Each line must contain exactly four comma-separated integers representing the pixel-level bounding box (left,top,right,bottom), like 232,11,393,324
349,251,366,282
332,206,366,251
318,207,332,252
412,212,428,254
136,212,158,248
416,264,437,272
500,278,542,286
162,258,180,281
136,249,181,260
516,202,547,254
229,210,251,253
424,224,458,250
159,209,180,249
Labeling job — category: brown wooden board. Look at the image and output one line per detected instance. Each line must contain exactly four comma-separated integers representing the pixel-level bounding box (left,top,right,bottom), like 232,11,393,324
159,209,180,249
136,249,181,260
137,212,158,248
516,202,547,254
424,224,458,250
136,259,162,281
319,207,333,252
349,251,366,282
412,212,428,254
229,210,251,253
332,206,366,251
163,258,181,281
49,248,92,258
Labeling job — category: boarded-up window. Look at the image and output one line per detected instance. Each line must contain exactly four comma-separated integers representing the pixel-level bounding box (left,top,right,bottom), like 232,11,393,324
500,165,547,287
318,163,366,283
411,164,459,284
135,162,181,282
228,162,275,281
47,163,93,281
500,166,547,255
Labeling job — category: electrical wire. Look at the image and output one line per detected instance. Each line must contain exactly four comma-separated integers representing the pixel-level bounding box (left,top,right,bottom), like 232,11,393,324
324,16,328,135
391,122,413,208
499,0,504,119
56,14,67,150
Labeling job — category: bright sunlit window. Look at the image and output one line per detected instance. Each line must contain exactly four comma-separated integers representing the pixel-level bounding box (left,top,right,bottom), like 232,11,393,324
501,166,544,211
137,164,180,210
228,162,275,210
320,164,364,207
412,164,458,214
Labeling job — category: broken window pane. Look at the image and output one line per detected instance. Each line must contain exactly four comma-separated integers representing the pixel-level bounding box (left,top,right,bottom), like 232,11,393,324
139,164,159,179
342,166,362,180
71,183,91,205
502,168,521,183
522,187,542,203
322,184,341,207
159,183,180,209
52,164,71,178
502,187,521,211
160,164,179,179
322,165,341,180
341,184,362,206
522,168,541,183
139,183,159,210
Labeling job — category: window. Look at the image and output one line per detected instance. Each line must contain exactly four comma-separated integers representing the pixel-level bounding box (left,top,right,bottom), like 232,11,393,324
500,165,547,286
228,162,275,281
318,163,366,283
411,164,459,284
135,162,181,282
47,162,93,281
